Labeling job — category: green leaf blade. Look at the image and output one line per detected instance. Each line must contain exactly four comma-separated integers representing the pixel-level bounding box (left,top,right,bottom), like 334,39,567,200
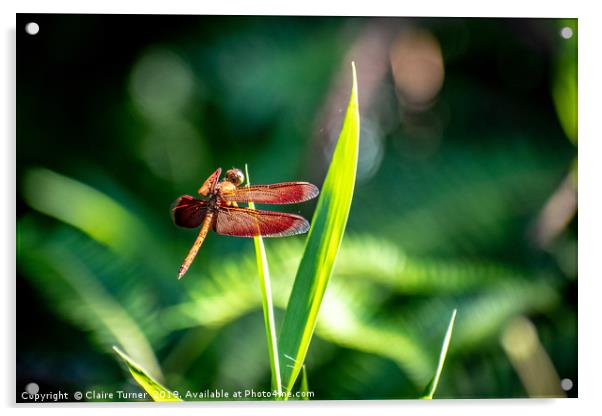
421,309,457,399
244,164,283,396
278,62,360,392
113,346,183,402
21,168,150,256
300,365,310,400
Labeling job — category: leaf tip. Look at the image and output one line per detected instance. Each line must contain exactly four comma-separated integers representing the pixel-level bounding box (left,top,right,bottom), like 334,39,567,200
350,61,358,107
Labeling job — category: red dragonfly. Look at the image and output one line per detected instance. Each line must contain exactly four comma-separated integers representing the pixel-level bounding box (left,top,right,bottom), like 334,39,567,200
172,167,319,279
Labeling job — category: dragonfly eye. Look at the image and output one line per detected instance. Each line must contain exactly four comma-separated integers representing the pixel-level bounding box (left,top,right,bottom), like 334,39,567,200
225,168,245,186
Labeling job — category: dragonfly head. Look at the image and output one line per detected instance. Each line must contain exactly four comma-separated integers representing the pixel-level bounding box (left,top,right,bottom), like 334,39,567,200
225,168,245,186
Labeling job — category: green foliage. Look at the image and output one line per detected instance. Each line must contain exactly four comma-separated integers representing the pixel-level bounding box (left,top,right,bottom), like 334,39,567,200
300,365,310,400
17,214,567,398
21,168,152,257
113,346,182,402
16,18,577,400
17,219,164,379
421,309,457,399
245,164,282,395
278,62,360,392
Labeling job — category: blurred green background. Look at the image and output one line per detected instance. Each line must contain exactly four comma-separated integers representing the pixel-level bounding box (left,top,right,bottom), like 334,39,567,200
16,15,577,400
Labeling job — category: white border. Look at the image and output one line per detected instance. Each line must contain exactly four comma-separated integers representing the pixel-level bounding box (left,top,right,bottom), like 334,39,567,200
3,1,600,415
2,0,587,17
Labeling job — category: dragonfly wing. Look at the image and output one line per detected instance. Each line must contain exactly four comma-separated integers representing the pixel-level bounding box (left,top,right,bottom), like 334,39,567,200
171,195,208,228
198,167,222,196
214,206,310,237
221,182,319,204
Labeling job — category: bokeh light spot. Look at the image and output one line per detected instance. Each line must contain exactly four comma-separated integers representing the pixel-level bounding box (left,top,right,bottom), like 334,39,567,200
129,48,195,118
501,317,537,358
356,118,384,183
390,28,445,109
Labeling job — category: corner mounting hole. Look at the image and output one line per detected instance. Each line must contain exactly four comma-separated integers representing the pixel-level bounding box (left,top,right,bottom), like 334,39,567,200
25,22,39,35
561,378,573,391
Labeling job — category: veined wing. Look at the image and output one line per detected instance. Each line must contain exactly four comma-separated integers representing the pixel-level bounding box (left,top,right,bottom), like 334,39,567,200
214,206,310,237
198,167,222,196
221,182,319,204
171,195,208,228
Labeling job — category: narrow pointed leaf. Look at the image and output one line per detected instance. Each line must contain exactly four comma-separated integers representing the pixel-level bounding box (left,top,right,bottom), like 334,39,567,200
278,62,360,392
113,346,182,402
420,309,457,399
245,164,283,396
300,365,310,400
